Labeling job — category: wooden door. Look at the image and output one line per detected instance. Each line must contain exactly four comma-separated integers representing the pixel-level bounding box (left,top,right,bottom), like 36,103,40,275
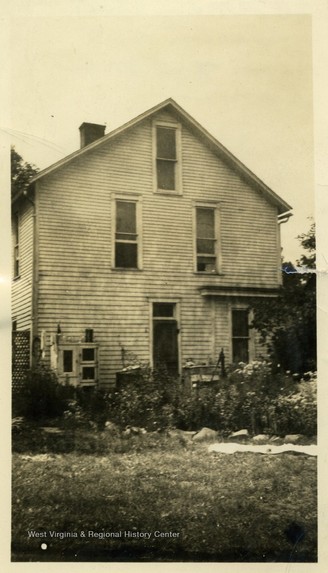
153,319,179,375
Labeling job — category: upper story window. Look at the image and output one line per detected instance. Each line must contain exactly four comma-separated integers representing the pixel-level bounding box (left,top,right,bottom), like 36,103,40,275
13,213,20,278
153,122,182,194
195,204,221,273
113,195,142,270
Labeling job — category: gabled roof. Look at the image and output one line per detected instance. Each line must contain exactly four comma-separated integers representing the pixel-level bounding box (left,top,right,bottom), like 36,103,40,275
28,98,292,214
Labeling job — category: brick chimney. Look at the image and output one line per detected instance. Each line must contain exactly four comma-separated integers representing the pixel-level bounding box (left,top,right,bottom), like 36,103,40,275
79,122,106,148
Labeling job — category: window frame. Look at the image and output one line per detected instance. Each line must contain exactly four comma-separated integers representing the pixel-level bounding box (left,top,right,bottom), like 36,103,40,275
79,344,98,386
148,297,181,373
63,349,74,374
152,120,182,195
193,201,222,274
13,212,20,278
112,193,143,270
58,345,77,378
230,306,255,365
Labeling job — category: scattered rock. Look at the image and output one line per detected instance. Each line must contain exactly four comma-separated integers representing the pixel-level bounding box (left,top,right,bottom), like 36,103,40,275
252,434,270,444
12,417,26,433
269,436,284,445
104,421,120,434
27,454,55,462
284,434,306,445
41,427,64,434
192,427,218,442
123,426,147,436
131,426,147,435
227,429,249,442
122,427,131,436
169,429,196,442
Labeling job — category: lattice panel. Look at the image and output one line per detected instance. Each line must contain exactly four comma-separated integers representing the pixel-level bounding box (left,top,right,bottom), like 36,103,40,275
12,330,30,391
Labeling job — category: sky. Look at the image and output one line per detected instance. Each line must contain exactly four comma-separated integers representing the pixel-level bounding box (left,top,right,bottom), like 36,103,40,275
8,12,314,262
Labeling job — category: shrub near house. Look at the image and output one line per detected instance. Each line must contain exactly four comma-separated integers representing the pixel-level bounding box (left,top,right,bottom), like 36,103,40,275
12,362,316,443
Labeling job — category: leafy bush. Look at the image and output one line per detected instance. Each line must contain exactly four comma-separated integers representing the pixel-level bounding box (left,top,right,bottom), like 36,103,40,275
13,366,74,420
13,361,317,438
250,222,316,375
75,388,111,430
272,372,317,436
107,366,180,431
174,387,218,431
175,362,317,436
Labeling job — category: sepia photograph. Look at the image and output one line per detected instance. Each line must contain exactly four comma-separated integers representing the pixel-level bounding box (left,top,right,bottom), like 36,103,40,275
5,0,323,566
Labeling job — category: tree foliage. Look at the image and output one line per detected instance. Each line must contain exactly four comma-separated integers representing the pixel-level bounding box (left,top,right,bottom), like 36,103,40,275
11,146,39,198
251,221,316,374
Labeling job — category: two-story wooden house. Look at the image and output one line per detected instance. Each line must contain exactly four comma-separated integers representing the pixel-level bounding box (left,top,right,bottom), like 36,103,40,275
12,99,292,389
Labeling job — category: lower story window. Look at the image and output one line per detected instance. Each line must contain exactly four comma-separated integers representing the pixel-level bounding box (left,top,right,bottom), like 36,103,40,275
232,309,249,364
82,366,95,380
80,345,97,384
63,350,73,373
56,344,98,385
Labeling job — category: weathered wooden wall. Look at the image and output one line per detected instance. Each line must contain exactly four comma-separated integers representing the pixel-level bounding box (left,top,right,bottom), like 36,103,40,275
12,200,34,332
34,109,280,387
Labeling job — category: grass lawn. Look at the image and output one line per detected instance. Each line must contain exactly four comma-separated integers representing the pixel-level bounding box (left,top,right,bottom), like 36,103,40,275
12,436,317,562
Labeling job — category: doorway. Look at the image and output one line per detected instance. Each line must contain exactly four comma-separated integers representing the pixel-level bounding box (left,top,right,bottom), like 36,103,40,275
152,302,179,375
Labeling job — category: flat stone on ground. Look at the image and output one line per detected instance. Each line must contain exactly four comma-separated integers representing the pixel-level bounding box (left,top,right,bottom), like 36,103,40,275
192,427,218,442
41,427,64,434
228,429,249,442
252,434,270,444
284,434,306,445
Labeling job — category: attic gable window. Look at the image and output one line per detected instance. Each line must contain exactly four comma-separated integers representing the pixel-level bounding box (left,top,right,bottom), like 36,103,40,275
153,121,182,194
194,204,221,274
113,195,142,270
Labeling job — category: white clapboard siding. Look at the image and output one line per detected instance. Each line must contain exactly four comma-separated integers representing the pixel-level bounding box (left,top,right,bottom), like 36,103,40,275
12,201,34,331
35,110,282,387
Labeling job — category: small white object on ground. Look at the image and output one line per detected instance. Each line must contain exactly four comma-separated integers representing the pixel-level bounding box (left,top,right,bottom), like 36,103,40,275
208,443,317,456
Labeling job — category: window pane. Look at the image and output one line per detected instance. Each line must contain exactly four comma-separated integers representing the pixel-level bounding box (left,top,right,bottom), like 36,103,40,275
14,246,19,276
197,256,216,273
63,350,73,373
115,242,138,268
116,201,136,234
82,366,95,380
197,208,215,239
153,303,175,317
13,214,19,242
156,127,176,159
232,310,249,337
82,348,95,361
85,329,93,343
157,160,175,190
13,215,20,276
196,238,215,254
232,339,249,364
115,233,137,241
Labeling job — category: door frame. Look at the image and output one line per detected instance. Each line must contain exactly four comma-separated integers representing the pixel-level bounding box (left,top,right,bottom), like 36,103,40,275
229,302,255,365
148,298,181,375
